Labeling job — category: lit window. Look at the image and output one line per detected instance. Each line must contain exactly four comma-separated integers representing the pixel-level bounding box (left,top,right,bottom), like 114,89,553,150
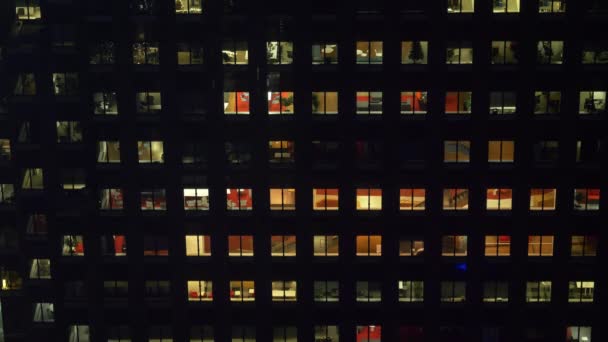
539,0,566,13
356,326,381,341
446,41,473,64
536,41,564,64
97,141,120,163
223,91,250,115
314,326,339,342
571,236,598,257
62,235,85,256
177,43,203,65
270,235,296,257
133,42,159,65
185,235,211,256
190,325,213,342
442,188,469,210
13,73,36,96
138,141,164,163
175,0,202,13
579,91,606,114
313,235,339,256
0,139,11,161
29,259,51,279
314,281,339,302
484,235,511,256
273,327,297,342
89,42,115,64
399,188,426,211
228,235,254,256
401,41,428,64
568,281,594,303
183,188,209,210
101,235,127,257
493,0,519,12
483,282,509,302
187,281,213,302
312,43,338,64
143,236,169,256
566,327,592,342
440,281,466,302
445,92,472,114
528,235,554,256
52,73,78,96
21,168,44,190
491,41,519,64
356,281,382,302
399,238,424,257
0,268,22,291
486,188,512,210
0,184,15,205
93,92,118,115
400,91,427,115
268,92,294,115
312,188,339,211
582,42,608,64
356,91,383,115
356,235,382,256
534,91,561,114
526,281,552,302
312,91,338,114
489,92,517,114
529,189,557,210
488,140,514,162
271,281,297,302
99,188,123,210
356,41,383,64
356,188,382,211
267,41,293,64
226,188,252,210
56,121,82,143
32,303,54,322
574,189,600,210
398,281,424,302
268,141,294,163
229,280,255,302
222,41,248,64
441,235,468,256
67,325,90,342
444,141,471,163
15,0,41,19
269,188,295,210
136,92,162,113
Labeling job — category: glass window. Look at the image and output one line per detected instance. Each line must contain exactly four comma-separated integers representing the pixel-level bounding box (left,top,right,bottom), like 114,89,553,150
493,0,519,12
148,325,172,342
356,235,382,256
268,92,294,115
225,142,252,165
312,43,338,64
399,326,424,341
441,235,468,256
33,303,54,322
52,73,79,96
446,42,473,64
573,189,600,210
489,92,517,114
56,121,82,143
0,139,11,161
356,91,383,115
536,41,564,64
185,235,211,256
268,141,294,163
582,41,608,64
488,140,514,162
0,268,22,290
442,188,469,210
184,188,209,210
140,189,167,211
356,41,383,64
486,188,513,210
231,326,255,342
0,184,15,205
273,327,297,342
526,281,552,302
15,0,42,19
398,281,424,302
68,325,90,342
267,41,293,64
528,235,554,256
101,235,127,257
190,325,214,342
143,236,169,256
539,0,565,13
400,91,427,114
312,92,338,114
21,168,44,190
271,280,297,302
99,188,124,210
313,235,339,256
491,41,519,64
447,0,474,12
356,189,382,211
399,189,426,211
187,281,213,302
269,188,296,210
314,326,339,342
93,92,118,115
312,188,339,211
270,235,296,257
13,73,36,95
401,41,429,64
445,92,472,114
444,141,471,162
534,91,561,114
25,213,48,236
229,280,255,302
312,141,340,167
103,280,128,297
568,281,594,303
399,238,425,256
576,140,603,164
484,235,511,256
136,92,162,113
175,0,202,13
314,281,339,302
579,91,606,114
226,188,253,210
566,327,592,342
62,235,85,256
177,43,203,65
440,281,466,302
222,41,248,64
356,326,381,342
533,141,559,163
97,141,120,163
529,189,557,210
228,235,254,256
571,235,598,257
29,259,51,279
133,42,160,65
356,281,382,302
224,92,250,115
182,142,207,165
483,282,509,302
